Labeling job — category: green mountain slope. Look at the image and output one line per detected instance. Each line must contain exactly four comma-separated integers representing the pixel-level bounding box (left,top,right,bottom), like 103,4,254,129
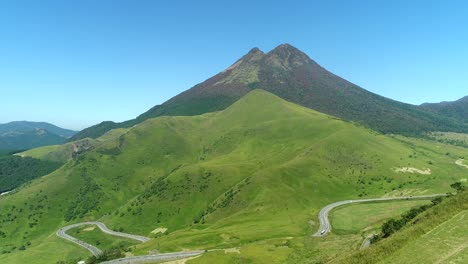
70,44,468,141
18,128,129,163
0,90,466,263
0,154,62,193
420,96,468,123
336,190,468,264
0,121,77,151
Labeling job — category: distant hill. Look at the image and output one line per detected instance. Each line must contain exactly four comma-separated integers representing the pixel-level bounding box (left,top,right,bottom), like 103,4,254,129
420,96,468,123
70,44,467,141
0,121,77,150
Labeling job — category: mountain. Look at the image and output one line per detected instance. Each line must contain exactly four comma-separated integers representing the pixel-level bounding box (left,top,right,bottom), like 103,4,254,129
0,121,77,150
2,90,466,263
420,96,468,123
70,44,467,141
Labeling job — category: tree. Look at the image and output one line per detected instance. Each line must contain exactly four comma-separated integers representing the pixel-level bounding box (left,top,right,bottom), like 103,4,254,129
431,197,442,206
450,182,464,192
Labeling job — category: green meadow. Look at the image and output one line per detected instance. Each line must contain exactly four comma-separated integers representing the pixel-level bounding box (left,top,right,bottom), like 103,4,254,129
335,190,468,264
330,200,430,235
383,209,468,264
67,225,138,251
1,90,466,263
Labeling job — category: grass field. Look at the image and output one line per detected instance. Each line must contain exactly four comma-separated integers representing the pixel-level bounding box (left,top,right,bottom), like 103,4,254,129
67,224,139,251
1,90,467,264
383,209,468,264
330,200,431,235
188,238,293,264
335,190,468,264
426,131,468,148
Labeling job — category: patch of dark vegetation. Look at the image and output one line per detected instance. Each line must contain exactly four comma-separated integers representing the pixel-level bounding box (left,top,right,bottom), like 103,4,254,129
371,182,465,244
97,147,121,156
422,132,468,148
194,177,252,224
64,168,103,221
114,166,184,222
450,181,465,192
56,246,130,264
371,203,432,242
85,247,125,263
0,155,63,193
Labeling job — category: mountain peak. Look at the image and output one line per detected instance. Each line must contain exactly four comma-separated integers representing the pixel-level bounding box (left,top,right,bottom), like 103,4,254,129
225,47,264,72
247,47,263,55
242,47,264,62
269,43,304,55
264,43,315,69
273,43,297,50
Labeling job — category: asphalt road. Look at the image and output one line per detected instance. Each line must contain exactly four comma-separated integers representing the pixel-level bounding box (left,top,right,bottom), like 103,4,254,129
56,224,103,256
313,194,446,237
100,251,204,264
57,221,203,262
56,221,150,256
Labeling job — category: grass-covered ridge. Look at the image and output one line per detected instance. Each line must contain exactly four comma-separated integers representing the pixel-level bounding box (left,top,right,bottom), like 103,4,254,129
0,90,466,263
335,190,468,264
18,128,129,163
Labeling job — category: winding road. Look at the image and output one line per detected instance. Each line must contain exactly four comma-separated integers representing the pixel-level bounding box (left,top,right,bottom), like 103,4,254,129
313,194,446,237
56,221,150,256
57,221,203,263
57,194,446,262
100,251,204,264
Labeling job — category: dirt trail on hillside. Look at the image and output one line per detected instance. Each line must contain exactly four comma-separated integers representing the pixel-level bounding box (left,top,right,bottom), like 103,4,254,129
455,159,468,169
394,167,431,174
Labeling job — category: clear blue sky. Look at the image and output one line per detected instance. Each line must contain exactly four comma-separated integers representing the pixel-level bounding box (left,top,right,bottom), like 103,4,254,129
1,0,467,130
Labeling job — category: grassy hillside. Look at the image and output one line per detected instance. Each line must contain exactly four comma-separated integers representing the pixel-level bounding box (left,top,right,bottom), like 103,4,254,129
329,200,430,235
0,90,466,264
335,190,468,264
18,128,129,163
67,225,138,251
426,131,468,148
70,45,467,141
18,138,98,163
